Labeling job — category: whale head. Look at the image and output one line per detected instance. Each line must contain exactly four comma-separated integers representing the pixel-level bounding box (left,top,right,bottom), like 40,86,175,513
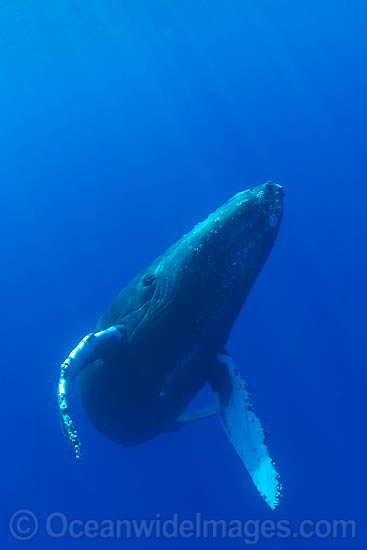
143,181,284,347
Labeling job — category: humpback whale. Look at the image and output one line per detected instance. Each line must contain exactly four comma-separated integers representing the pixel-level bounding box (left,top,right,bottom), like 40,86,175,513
58,181,284,509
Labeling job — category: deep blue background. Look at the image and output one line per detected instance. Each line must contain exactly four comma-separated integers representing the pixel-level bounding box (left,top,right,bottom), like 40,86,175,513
1,1,365,547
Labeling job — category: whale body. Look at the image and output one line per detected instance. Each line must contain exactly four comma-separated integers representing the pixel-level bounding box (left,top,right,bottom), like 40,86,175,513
58,181,284,509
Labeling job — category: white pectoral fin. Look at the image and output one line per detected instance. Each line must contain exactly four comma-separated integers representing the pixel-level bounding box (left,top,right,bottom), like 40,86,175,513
215,353,282,510
57,325,126,459
177,406,217,427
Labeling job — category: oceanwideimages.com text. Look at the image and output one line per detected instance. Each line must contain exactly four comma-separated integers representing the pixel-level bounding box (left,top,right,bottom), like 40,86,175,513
9,510,357,544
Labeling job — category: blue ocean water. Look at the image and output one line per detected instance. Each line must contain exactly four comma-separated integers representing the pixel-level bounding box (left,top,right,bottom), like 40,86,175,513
1,0,365,547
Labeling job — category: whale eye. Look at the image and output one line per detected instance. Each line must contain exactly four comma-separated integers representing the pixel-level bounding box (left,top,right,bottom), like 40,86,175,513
142,274,156,287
